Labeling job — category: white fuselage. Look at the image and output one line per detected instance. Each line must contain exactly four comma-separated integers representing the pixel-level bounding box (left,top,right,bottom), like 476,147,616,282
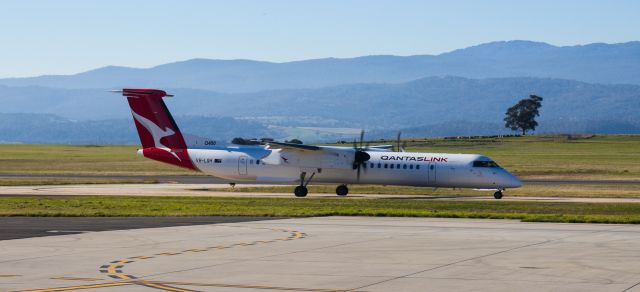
183,146,522,189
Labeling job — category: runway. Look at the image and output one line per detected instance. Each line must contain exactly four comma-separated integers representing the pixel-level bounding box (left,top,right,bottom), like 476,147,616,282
2,183,640,203
1,216,640,292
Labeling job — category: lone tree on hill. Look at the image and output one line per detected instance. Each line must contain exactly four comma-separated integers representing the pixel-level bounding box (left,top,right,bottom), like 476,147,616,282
504,95,543,135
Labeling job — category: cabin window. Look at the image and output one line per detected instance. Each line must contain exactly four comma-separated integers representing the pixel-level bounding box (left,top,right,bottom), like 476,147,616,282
409,165,414,169
403,164,407,169
378,163,382,168
430,165,434,170
397,164,401,169
214,159,222,163
256,160,260,165
390,164,394,169
416,165,421,170
363,163,367,169
473,160,500,168
370,163,374,168
384,164,388,169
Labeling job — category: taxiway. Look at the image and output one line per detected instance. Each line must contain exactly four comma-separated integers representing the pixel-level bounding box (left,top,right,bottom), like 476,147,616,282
1,217,640,291
2,183,640,203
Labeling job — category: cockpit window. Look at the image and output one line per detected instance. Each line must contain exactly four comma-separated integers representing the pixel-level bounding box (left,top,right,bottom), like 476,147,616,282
473,160,500,168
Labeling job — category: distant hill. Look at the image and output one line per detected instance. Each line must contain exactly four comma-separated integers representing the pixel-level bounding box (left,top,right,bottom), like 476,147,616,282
0,113,280,144
1,41,639,92
2,76,639,142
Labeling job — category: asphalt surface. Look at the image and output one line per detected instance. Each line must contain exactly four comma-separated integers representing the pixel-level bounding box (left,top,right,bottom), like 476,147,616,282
0,216,285,241
2,173,640,185
3,183,640,203
2,217,640,292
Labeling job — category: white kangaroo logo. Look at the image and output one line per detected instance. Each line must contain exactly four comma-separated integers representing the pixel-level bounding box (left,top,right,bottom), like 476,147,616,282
131,110,181,161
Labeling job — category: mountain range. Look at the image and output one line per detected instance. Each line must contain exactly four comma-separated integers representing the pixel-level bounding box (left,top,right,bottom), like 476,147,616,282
1,40,639,143
1,40,639,92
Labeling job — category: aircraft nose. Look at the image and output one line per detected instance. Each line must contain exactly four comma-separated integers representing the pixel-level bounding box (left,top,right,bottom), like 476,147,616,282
495,169,522,188
504,172,523,188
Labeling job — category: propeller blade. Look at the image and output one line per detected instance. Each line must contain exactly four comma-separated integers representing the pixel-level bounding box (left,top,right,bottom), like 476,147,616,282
352,129,368,182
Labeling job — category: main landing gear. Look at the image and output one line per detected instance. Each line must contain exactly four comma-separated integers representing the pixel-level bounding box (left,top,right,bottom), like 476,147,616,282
292,172,350,198
294,186,308,197
336,184,349,196
494,189,504,199
294,171,315,197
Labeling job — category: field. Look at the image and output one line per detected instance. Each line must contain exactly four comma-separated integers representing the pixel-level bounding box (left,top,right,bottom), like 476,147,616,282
1,135,639,180
1,135,639,222
0,144,193,175
0,178,154,186
403,135,640,180
1,196,640,224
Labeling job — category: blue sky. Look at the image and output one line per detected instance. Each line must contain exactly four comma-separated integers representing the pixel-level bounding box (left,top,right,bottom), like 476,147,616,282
1,0,639,78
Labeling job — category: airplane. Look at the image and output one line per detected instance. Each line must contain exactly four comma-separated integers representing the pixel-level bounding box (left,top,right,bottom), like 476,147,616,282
116,88,522,199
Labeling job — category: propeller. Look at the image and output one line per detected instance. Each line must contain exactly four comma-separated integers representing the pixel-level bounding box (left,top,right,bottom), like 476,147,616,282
394,131,406,152
352,129,371,181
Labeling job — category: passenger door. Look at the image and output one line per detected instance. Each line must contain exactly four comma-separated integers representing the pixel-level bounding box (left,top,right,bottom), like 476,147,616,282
238,156,248,175
427,163,436,185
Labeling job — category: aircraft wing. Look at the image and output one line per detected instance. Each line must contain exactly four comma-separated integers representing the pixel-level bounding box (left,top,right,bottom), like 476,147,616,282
267,141,321,151
266,141,354,169
367,144,393,151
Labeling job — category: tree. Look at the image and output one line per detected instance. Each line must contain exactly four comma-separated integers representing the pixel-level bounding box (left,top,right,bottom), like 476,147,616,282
504,95,543,135
286,139,303,144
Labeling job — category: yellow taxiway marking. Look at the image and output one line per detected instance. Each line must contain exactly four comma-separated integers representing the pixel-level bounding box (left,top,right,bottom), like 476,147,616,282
155,252,182,256
129,255,154,259
182,248,207,252
105,265,118,274
139,281,197,292
24,228,309,292
20,280,356,292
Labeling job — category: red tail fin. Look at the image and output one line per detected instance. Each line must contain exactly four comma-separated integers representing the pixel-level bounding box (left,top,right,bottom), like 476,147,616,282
122,89,196,170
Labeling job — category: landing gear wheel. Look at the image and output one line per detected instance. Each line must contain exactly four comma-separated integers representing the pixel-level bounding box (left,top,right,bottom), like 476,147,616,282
294,186,308,197
493,190,503,200
336,185,349,196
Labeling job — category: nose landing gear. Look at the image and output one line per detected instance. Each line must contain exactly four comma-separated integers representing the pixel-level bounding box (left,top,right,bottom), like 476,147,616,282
493,190,504,199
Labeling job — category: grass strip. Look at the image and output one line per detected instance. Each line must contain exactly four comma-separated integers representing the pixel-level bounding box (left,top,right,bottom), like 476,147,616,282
0,178,156,186
1,196,640,224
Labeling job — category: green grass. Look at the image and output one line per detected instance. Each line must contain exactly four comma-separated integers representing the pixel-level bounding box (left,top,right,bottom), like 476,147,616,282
0,178,156,186
217,183,640,198
401,135,640,180
2,135,638,180
0,144,196,175
2,196,640,224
